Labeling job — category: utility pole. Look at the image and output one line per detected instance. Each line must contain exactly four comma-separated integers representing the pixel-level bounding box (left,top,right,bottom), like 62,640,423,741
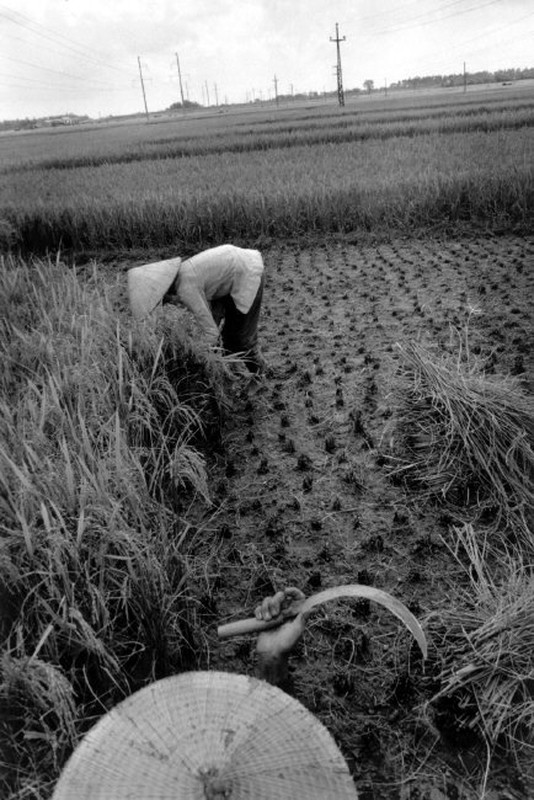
175,52,186,112
330,23,346,107
214,82,219,106
273,74,279,107
205,80,210,106
137,56,149,121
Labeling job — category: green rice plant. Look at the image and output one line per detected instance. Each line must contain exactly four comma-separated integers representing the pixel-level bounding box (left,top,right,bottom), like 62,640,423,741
0,255,229,797
1,99,533,256
383,324,534,544
2,91,532,174
426,523,534,791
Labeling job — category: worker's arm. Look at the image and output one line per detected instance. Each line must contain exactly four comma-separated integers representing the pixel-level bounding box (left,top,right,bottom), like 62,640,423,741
174,280,220,345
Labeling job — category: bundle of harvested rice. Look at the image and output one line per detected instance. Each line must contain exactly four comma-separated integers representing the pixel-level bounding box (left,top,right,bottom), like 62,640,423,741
385,339,534,533
428,525,534,769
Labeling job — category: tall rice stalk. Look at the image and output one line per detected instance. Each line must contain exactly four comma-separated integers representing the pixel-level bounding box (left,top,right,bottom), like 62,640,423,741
3,125,532,255
0,255,225,797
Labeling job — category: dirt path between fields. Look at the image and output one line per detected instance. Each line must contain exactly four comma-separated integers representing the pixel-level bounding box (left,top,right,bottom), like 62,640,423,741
188,234,534,800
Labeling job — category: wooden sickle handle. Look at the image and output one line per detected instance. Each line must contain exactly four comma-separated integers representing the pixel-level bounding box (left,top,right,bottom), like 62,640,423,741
218,615,289,639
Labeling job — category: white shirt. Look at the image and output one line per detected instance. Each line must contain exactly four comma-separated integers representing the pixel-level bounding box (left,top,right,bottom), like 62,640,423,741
173,245,263,344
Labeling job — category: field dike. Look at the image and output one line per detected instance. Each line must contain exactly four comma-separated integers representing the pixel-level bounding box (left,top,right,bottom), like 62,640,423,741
1,233,534,800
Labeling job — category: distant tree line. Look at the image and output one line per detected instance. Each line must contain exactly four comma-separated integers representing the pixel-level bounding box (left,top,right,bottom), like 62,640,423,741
0,113,90,132
167,99,202,111
389,66,534,91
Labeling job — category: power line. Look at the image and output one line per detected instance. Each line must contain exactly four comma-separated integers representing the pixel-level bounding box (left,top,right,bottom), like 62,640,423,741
436,8,534,56
3,29,133,83
0,3,132,74
0,4,133,77
390,8,534,76
0,79,129,94
349,0,491,26
344,0,505,36
0,70,133,94
350,1,532,79
351,0,507,37
3,53,132,89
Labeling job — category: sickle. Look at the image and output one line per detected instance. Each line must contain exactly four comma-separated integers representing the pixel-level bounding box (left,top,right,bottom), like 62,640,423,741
217,584,428,658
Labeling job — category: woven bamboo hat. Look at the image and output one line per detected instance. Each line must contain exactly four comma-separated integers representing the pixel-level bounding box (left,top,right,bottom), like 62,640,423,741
127,257,181,320
52,671,358,799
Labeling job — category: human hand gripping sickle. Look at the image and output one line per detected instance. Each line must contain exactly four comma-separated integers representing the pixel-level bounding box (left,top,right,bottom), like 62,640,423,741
254,588,309,686
217,584,428,687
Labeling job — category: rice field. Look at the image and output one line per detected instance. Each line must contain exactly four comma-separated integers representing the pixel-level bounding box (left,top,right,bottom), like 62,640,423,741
0,85,533,255
1,84,534,799
1,86,532,169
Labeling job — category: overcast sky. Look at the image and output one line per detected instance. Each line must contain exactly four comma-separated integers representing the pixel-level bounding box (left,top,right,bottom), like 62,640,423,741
1,0,533,120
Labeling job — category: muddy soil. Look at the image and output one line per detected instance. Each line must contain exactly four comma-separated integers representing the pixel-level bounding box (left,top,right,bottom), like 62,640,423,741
186,234,534,800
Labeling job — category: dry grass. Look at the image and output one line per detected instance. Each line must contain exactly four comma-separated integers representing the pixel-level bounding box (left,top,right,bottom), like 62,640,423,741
384,326,534,545
426,523,534,794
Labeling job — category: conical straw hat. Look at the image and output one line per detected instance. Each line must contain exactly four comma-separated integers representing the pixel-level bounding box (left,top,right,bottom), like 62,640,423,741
52,671,358,799
127,258,181,320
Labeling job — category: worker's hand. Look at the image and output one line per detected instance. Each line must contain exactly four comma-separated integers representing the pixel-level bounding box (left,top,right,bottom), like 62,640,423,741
213,349,241,382
255,588,308,659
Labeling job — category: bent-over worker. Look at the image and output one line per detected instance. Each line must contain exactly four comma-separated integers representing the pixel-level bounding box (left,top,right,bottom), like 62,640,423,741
127,244,265,373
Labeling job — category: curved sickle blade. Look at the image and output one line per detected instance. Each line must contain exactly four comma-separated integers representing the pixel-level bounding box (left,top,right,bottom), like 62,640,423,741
218,583,428,658
299,584,427,658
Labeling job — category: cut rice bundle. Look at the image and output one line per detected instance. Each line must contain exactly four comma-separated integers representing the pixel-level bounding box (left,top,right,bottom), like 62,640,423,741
386,340,534,535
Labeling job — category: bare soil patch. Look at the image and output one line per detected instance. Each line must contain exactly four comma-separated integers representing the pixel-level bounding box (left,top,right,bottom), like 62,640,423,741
185,234,534,800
